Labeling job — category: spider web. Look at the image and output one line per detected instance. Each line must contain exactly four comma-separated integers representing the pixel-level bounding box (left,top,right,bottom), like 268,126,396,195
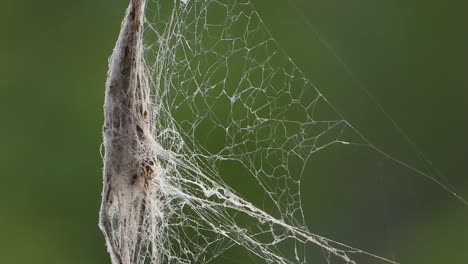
112,0,445,263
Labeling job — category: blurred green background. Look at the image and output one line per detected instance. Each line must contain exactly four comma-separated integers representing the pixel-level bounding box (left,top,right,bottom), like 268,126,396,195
1,0,467,263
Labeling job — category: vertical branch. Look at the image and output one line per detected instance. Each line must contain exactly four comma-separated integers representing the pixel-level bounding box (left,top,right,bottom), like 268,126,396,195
99,0,156,263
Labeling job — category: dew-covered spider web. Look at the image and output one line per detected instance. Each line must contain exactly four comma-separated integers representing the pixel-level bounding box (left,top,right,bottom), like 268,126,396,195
104,0,465,263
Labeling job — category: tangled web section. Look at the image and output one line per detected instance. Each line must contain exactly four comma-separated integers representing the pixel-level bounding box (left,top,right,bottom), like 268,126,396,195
132,0,399,263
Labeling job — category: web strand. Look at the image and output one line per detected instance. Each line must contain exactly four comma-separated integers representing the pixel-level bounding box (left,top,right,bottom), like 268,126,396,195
100,0,464,263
